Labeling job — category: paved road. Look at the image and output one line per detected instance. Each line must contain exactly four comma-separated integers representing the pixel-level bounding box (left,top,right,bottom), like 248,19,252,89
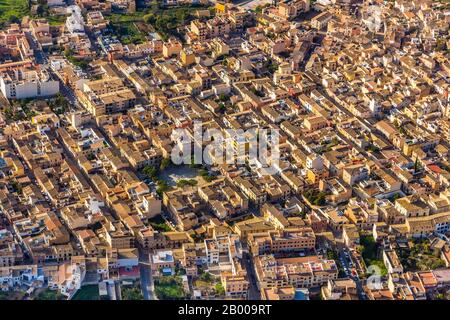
25,31,47,65
47,66,80,110
139,247,157,300
339,248,366,300
51,131,97,192
241,246,260,300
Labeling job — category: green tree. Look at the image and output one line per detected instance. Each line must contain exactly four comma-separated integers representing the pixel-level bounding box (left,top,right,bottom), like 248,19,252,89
391,193,402,202
199,271,213,283
143,165,158,181
143,13,155,24
218,94,229,102
413,156,419,173
8,15,20,24
156,180,170,197
49,93,69,114
176,179,198,188
313,192,326,206
215,283,225,296
10,180,22,194
160,158,171,171
154,276,186,300
121,287,143,300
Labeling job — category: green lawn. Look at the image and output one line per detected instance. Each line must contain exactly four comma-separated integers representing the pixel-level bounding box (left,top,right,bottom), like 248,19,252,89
105,11,148,45
71,285,100,300
105,3,212,42
46,14,67,26
106,12,147,24
110,22,147,45
359,235,388,276
154,276,187,300
215,283,225,296
35,289,65,300
0,0,29,25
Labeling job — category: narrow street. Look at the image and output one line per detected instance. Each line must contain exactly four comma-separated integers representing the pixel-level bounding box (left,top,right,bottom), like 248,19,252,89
338,248,366,300
241,246,260,300
138,247,156,300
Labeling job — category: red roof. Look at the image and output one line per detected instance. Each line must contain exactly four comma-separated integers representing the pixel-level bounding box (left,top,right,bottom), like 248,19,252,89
427,164,442,174
119,266,140,278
